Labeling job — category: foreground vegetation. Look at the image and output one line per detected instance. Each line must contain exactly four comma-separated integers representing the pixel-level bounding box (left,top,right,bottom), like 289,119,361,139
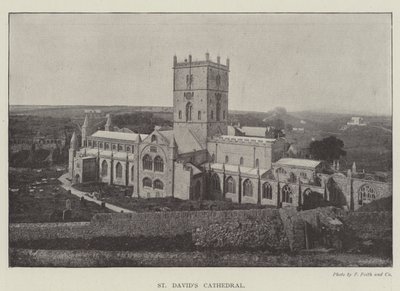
10,248,391,267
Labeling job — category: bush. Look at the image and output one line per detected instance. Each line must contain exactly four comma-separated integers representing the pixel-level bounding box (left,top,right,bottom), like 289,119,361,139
193,218,289,252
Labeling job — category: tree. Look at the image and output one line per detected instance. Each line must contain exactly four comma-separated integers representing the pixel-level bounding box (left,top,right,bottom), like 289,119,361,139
286,123,293,132
309,136,346,162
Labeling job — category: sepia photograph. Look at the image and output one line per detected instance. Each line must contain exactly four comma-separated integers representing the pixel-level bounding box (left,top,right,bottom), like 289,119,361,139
8,13,392,268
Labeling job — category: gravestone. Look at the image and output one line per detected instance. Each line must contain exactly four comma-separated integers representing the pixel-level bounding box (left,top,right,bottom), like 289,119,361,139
80,196,87,207
101,201,106,208
65,199,71,210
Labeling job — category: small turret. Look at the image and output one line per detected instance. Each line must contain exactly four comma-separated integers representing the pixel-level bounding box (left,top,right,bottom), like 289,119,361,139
105,114,113,132
352,162,357,174
70,131,78,150
226,57,230,68
173,55,177,66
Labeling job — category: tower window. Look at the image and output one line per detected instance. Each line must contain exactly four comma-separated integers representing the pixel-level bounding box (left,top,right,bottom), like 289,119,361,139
198,111,201,120
186,102,193,121
186,74,193,89
179,110,182,119
216,93,221,121
211,110,214,120
223,111,226,120
216,75,221,87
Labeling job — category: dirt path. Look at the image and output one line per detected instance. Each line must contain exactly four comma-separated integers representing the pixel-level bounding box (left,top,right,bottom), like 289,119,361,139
58,173,134,213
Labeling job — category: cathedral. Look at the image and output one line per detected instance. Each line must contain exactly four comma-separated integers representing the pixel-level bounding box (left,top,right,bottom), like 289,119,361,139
68,54,391,210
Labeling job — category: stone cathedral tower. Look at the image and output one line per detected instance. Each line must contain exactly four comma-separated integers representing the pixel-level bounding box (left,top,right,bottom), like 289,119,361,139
173,53,229,147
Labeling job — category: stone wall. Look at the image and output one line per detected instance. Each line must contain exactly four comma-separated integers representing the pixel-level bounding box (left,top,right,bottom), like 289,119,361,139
9,209,282,242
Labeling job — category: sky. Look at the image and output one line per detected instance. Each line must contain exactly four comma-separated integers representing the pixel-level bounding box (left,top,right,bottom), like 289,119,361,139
9,13,392,115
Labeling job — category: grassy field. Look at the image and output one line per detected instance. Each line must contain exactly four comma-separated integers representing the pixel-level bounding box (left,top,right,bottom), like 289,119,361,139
9,167,112,223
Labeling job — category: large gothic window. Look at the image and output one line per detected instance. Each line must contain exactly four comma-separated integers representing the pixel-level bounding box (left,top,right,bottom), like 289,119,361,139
154,156,164,172
143,155,153,170
358,184,376,205
262,182,273,199
186,102,193,121
226,176,235,193
243,179,253,197
153,179,164,190
143,177,152,188
211,174,220,191
101,160,108,177
282,185,293,203
116,162,122,178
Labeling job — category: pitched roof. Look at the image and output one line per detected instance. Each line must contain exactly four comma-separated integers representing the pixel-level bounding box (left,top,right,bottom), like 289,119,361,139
241,126,266,137
91,130,148,142
158,128,203,154
274,158,322,169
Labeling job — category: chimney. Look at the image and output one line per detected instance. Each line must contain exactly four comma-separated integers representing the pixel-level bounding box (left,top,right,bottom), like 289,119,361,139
173,55,177,66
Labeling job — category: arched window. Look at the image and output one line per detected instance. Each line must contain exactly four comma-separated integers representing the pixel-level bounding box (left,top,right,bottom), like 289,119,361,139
179,110,182,119
186,102,193,121
226,176,235,193
101,160,108,177
211,174,220,191
225,155,229,163
240,157,244,166
154,156,164,172
151,135,157,143
255,159,259,168
143,177,152,188
358,184,377,205
105,143,109,150
198,111,201,120
216,94,221,121
262,182,273,199
211,110,214,120
243,179,253,197
216,75,221,86
211,153,215,162
153,179,164,190
116,162,122,178
131,165,134,181
282,185,293,203
276,168,287,175
143,155,153,170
